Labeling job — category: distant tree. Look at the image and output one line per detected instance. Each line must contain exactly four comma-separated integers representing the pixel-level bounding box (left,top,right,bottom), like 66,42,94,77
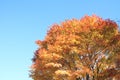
30,15,120,80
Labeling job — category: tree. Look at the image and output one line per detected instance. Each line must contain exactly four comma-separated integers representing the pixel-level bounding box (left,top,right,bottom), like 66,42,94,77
30,15,120,80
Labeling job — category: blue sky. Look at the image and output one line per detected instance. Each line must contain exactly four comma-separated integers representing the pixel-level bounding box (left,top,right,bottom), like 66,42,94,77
0,0,120,80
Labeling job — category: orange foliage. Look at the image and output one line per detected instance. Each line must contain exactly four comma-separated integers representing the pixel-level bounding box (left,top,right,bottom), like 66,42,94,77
30,15,120,80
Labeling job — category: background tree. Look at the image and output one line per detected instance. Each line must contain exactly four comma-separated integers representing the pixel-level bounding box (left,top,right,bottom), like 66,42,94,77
30,15,120,80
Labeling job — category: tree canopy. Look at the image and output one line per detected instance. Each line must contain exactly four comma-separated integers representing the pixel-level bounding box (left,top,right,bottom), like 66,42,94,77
30,15,120,80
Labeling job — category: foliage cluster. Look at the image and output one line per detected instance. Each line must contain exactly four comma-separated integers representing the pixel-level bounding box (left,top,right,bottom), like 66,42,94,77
30,15,120,80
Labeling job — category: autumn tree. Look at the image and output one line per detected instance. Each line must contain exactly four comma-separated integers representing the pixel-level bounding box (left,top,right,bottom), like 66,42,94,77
30,15,120,80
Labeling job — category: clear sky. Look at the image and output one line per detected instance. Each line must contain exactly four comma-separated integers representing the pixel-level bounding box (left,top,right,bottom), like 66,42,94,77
0,0,120,80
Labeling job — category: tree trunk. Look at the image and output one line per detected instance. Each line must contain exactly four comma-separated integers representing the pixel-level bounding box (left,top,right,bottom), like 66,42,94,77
86,73,89,80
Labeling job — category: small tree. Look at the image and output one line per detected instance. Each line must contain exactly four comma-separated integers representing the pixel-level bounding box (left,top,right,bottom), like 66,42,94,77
30,15,120,80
